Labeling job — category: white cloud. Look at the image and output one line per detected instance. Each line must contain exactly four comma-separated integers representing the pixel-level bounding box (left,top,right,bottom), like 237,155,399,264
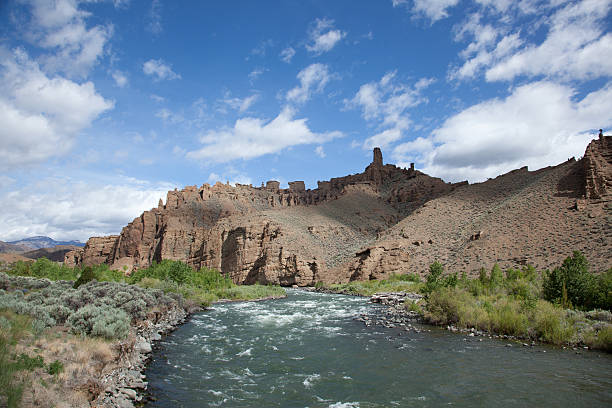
280,46,296,63
451,0,612,82
147,0,163,34
150,94,165,103
345,72,432,149
112,70,128,87
208,171,253,187
306,18,346,54
315,145,326,158
0,48,113,169
394,81,612,182
186,107,343,163
412,0,460,22
155,108,184,124
218,93,259,113
286,63,332,104
486,0,612,81
143,58,181,81
248,68,266,82
22,0,113,77
0,177,173,242
250,39,275,57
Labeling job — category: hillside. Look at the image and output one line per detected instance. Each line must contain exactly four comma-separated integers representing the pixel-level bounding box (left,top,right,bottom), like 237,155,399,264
67,138,612,284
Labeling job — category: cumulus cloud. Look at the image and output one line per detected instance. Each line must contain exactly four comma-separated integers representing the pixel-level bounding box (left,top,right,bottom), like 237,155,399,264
218,92,259,113
0,48,113,169
22,0,113,77
451,0,612,82
411,0,460,22
345,72,433,149
280,46,296,63
306,18,346,54
112,70,128,87
486,0,612,81
393,81,612,182
286,63,332,104
186,107,343,163
315,145,326,158
143,58,181,81
0,177,173,242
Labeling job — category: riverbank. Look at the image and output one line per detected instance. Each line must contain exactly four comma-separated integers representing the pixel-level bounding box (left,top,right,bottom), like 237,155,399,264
0,265,286,408
95,290,287,407
314,274,612,353
143,288,612,407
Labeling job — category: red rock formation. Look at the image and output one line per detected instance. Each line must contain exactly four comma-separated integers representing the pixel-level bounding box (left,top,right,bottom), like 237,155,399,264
67,141,611,284
584,136,612,199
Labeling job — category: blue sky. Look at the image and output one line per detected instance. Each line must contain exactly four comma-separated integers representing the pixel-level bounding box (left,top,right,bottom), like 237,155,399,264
0,0,611,242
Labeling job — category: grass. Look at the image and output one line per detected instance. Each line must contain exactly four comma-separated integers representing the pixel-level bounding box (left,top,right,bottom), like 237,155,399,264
1,258,286,406
0,310,33,407
317,254,611,351
4,257,286,307
420,260,610,350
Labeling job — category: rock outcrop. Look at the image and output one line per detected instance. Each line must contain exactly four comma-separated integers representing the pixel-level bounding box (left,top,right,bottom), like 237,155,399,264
68,140,612,284
584,135,612,199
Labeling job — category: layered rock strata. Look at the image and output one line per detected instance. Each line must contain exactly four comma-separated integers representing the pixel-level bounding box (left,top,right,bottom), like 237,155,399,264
67,140,612,284
66,149,454,285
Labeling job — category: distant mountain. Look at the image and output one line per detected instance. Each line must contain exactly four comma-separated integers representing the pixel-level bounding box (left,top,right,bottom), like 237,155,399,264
0,241,28,253
21,245,82,262
6,236,85,251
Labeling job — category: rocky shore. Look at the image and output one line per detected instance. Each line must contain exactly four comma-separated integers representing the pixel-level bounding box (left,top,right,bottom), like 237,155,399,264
93,291,287,407
352,291,608,352
92,303,189,408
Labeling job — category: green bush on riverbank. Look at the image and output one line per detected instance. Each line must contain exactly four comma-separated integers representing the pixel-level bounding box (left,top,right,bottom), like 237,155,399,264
2,258,285,307
421,253,611,350
315,251,611,350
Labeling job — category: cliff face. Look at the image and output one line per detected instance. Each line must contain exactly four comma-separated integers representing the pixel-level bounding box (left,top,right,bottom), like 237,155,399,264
67,140,612,285
584,136,612,199
66,149,455,284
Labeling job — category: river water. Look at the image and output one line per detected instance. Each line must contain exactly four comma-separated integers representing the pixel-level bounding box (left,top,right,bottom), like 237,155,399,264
145,289,612,407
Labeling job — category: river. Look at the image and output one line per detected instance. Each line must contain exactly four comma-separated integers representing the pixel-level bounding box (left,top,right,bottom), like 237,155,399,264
145,289,612,407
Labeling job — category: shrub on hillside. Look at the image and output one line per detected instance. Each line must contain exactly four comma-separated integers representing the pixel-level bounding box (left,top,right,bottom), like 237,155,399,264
542,251,610,310
424,262,457,294
73,266,97,288
67,304,130,339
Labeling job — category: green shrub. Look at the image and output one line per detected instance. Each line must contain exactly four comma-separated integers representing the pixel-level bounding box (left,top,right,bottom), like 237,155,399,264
532,300,575,345
424,261,444,294
489,300,528,337
47,360,64,376
14,353,44,371
542,251,605,310
489,264,503,288
73,266,97,289
67,304,130,339
388,273,421,283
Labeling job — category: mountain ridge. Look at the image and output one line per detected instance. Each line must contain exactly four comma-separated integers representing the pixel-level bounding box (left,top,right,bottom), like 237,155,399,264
65,138,612,284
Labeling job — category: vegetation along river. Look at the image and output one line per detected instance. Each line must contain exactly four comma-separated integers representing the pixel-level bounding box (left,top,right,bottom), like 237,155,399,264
145,289,612,407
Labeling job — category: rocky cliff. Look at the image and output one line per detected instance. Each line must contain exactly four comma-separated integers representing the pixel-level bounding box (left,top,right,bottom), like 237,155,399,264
67,140,612,285
66,149,455,285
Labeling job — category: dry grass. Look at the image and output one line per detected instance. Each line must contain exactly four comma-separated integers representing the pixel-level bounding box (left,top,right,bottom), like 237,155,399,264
14,327,118,408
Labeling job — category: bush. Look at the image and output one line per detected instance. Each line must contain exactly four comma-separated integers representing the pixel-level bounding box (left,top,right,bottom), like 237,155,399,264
73,266,97,289
67,304,129,339
532,300,575,344
542,251,606,310
47,360,64,376
14,353,44,371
